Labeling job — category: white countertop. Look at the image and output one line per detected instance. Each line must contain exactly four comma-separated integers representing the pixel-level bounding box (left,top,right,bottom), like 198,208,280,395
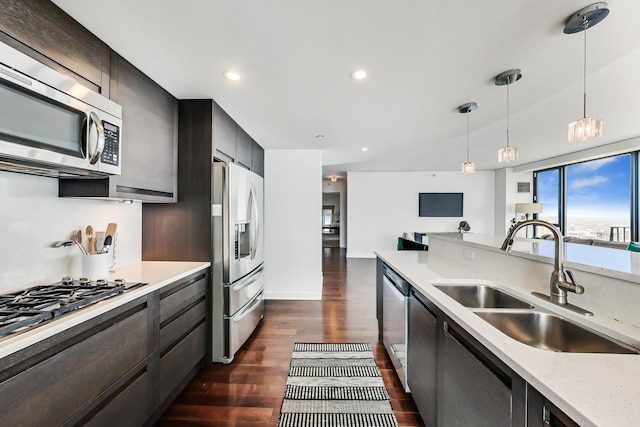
0,261,210,360
429,232,640,284
376,250,640,427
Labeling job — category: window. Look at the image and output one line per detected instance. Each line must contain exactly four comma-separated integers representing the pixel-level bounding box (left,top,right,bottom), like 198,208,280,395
566,155,631,241
534,153,636,242
534,168,560,233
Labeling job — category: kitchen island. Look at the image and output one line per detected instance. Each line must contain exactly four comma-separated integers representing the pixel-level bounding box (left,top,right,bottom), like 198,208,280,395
377,233,640,427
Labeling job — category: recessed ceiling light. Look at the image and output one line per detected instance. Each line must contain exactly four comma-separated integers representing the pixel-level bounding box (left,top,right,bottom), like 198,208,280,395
223,70,241,81
351,69,367,80
361,147,369,152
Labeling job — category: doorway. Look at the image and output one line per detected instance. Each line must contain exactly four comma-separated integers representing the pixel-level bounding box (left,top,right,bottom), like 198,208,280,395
322,194,340,248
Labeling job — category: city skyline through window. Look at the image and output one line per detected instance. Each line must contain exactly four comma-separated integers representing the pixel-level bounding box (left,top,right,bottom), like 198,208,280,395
535,154,632,242
566,155,630,241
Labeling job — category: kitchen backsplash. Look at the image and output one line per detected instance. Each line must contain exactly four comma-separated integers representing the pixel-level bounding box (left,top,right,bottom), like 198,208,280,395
0,171,142,292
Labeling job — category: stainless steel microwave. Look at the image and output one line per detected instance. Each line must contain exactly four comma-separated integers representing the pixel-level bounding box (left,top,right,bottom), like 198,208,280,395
0,41,122,177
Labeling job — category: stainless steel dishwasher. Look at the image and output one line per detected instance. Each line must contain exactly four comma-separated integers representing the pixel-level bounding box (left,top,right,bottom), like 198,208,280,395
382,264,410,392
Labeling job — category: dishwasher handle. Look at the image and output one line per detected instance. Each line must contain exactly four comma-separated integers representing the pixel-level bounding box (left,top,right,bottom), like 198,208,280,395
383,275,407,302
383,265,410,296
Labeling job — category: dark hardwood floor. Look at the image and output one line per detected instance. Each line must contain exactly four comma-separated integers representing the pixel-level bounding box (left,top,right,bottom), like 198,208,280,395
155,247,424,426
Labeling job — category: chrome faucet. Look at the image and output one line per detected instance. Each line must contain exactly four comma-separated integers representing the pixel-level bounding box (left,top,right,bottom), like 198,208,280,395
501,219,591,315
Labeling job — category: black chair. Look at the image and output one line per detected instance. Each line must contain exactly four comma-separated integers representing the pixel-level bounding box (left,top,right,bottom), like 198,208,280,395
397,237,428,251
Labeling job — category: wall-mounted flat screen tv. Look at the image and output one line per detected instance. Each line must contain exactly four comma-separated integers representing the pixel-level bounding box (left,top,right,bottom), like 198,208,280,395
419,192,463,217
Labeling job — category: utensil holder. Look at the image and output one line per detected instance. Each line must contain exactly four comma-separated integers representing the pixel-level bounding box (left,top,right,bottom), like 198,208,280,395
82,253,110,280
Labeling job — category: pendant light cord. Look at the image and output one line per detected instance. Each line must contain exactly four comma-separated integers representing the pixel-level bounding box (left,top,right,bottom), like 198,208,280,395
506,81,510,148
466,112,470,162
583,18,588,119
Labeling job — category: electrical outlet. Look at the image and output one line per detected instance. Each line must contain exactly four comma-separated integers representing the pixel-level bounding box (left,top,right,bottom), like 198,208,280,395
464,248,475,260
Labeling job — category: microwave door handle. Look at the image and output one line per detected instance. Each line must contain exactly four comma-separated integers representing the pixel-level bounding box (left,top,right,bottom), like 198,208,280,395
87,111,105,164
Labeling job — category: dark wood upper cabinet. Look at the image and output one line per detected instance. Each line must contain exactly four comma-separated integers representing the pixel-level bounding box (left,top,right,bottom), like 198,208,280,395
107,53,178,202
59,53,179,203
251,139,265,177
0,0,110,95
211,103,264,176
236,126,252,169
212,105,237,163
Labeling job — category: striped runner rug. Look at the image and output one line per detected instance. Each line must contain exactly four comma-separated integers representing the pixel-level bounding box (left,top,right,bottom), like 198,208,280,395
277,343,399,427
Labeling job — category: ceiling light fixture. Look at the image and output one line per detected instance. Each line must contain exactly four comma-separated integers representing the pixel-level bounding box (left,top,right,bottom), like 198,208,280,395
331,176,338,182
351,69,367,80
564,2,609,142
495,69,523,163
361,147,369,152
223,70,241,81
458,102,478,175
316,134,324,139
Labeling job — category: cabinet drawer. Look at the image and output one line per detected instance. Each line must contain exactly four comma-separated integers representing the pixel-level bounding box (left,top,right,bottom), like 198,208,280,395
159,296,207,350
157,321,207,405
83,364,152,427
0,305,148,427
159,273,208,319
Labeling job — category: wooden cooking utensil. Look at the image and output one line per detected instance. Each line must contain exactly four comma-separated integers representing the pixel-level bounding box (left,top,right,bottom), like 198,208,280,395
105,223,117,242
86,225,96,255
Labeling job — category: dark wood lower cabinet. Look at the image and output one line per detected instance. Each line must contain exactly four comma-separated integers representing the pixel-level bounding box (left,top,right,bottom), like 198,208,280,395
527,384,580,427
82,360,153,427
407,291,438,427
441,324,513,427
0,268,209,426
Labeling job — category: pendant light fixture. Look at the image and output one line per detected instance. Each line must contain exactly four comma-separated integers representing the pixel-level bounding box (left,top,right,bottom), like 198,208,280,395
458,102,478,174
564,3,609,142
495,69,522,163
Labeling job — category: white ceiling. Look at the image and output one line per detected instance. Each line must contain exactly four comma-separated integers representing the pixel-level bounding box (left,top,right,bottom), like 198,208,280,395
52,1,640,177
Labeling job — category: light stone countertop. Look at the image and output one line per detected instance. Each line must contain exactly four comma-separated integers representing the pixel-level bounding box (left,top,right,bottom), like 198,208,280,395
0,261,210,360
376,249,640,427
431,232,640,284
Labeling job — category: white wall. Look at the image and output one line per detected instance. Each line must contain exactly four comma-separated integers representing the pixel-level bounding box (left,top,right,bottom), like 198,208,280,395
0,171,142,292
494,168,534,236
264,149,323,300
347,170,495,258
322,179,347,248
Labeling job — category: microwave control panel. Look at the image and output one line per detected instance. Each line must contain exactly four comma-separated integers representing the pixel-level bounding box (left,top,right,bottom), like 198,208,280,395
100,121,120,166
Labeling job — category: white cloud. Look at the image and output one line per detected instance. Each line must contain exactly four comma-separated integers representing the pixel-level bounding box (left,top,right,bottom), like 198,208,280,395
569,175,609,190
570,157,617,173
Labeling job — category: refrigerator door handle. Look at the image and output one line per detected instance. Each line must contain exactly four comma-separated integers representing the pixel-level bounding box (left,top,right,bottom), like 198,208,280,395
249,184,260,260
229,292,263,322
227,266,263,292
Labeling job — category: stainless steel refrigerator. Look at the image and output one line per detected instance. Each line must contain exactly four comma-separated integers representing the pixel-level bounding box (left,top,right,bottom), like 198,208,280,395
211,162,264,363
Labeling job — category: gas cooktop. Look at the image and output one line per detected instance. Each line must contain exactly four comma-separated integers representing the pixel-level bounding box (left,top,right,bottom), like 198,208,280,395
0,277,146,338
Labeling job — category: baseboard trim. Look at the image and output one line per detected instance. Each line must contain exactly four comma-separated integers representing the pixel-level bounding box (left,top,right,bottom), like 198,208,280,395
264,274,323,300
346,251,376,259
264,290,323,300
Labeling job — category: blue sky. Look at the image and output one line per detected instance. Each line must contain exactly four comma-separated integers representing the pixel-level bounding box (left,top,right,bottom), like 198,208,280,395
538,155,630,220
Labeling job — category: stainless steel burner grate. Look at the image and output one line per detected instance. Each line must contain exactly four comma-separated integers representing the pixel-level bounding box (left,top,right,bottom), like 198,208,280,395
0,279,146,338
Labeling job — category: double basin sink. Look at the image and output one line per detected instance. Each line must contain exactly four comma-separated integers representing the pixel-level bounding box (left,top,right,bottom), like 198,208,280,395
434,284,638,354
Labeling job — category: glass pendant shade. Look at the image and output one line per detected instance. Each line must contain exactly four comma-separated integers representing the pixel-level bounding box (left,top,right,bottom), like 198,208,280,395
461,161,476,174
564,4,608,142
498,146,519,163
458,102,477,175
568,117,602,142
495,69,522,164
